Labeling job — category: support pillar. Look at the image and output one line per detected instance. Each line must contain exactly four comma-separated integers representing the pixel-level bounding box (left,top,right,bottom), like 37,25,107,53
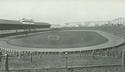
5,54,9,71
122,50,125,72
30,53,33,63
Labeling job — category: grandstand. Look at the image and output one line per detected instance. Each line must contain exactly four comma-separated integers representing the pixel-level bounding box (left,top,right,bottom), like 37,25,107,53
0,19,51,30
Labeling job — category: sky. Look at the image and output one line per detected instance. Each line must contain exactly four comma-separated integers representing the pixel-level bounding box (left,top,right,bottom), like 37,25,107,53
0,0,125,24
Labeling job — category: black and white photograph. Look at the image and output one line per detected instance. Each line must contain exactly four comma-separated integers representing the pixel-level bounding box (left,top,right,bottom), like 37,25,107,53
0,0,124,72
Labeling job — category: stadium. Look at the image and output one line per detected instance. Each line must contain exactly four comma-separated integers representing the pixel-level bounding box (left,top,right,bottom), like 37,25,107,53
0,30,124,52
0,19,125,72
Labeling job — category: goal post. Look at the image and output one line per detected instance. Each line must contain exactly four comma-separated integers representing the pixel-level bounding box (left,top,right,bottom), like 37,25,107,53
48,35,60,40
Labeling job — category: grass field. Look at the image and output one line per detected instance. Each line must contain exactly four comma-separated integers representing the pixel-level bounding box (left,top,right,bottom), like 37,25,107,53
7,30,108,48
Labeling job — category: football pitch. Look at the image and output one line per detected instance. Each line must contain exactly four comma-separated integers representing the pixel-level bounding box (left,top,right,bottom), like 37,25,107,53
8,30,108,48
